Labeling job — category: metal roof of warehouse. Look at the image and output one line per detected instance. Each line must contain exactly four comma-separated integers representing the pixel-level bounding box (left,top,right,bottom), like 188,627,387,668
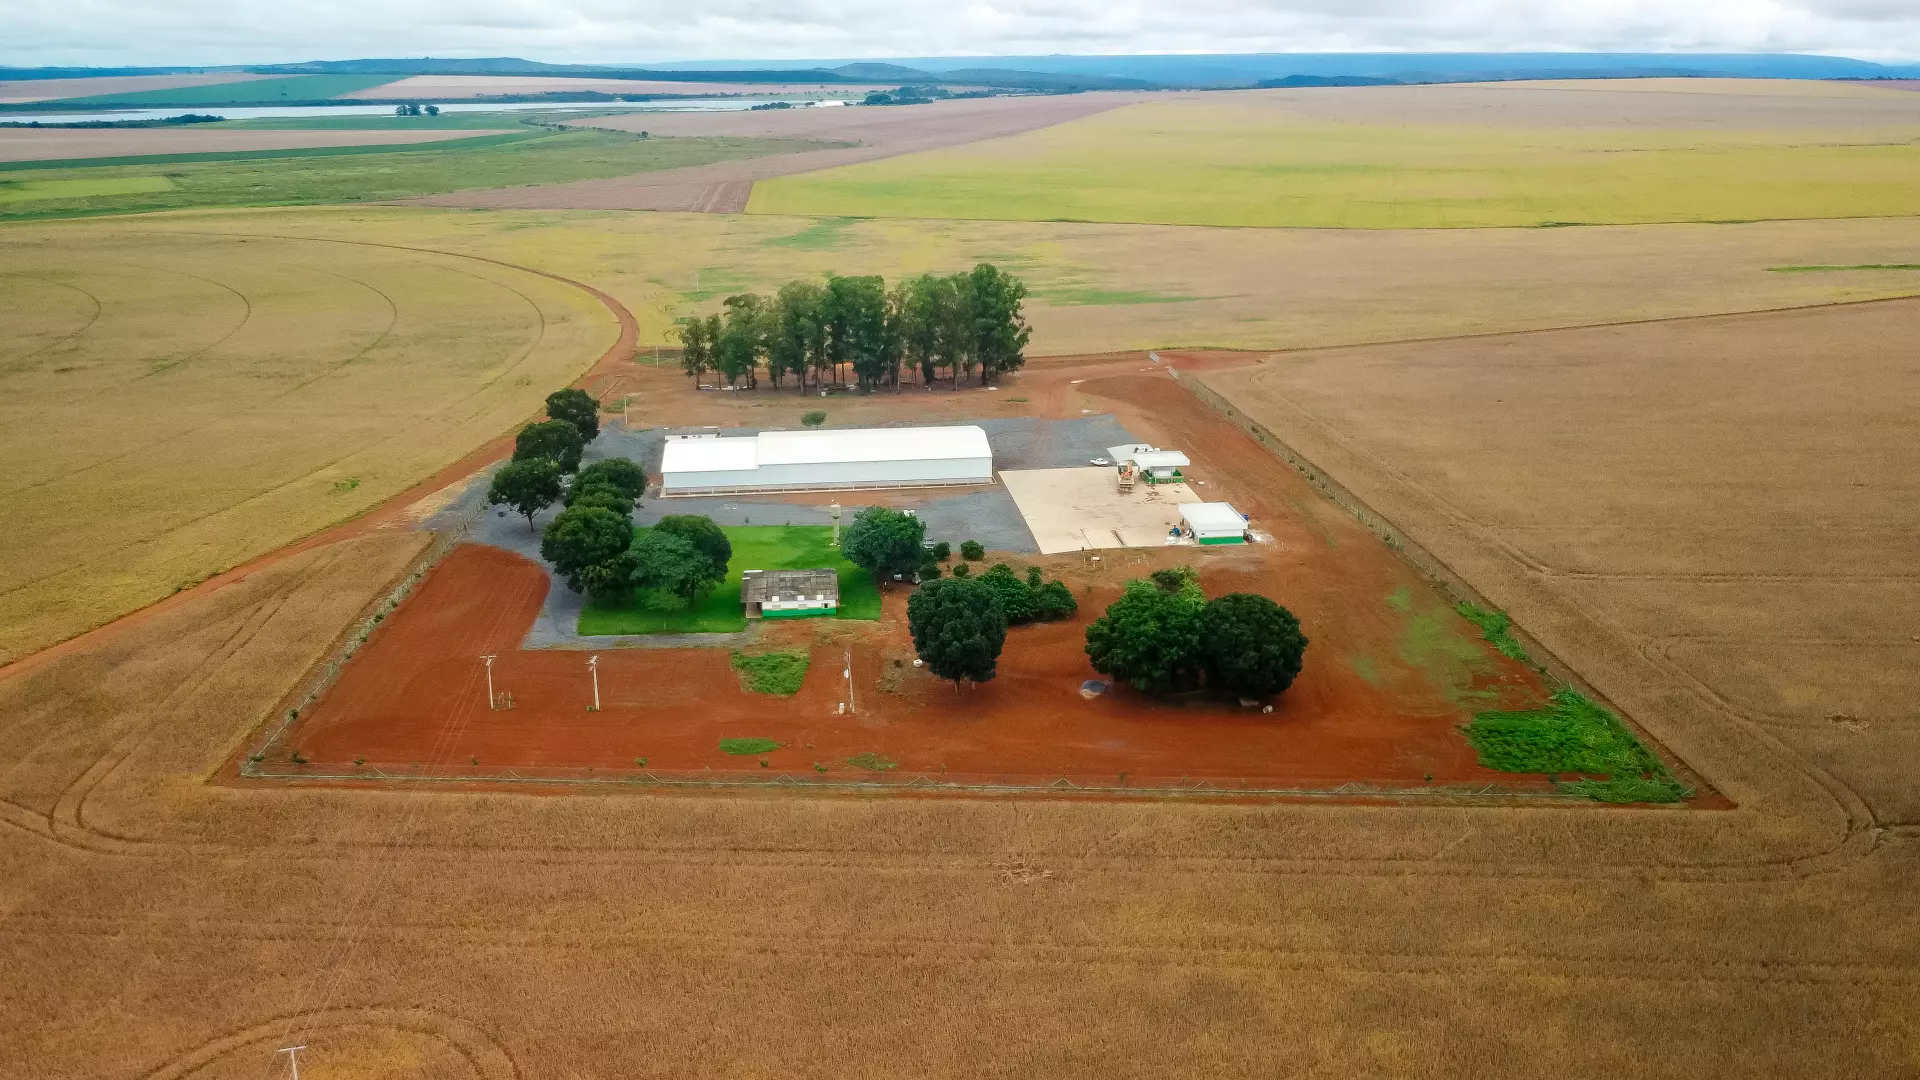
662,425,991,473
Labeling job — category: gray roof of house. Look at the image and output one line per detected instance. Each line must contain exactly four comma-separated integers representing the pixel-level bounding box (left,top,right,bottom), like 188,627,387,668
740,568,840,604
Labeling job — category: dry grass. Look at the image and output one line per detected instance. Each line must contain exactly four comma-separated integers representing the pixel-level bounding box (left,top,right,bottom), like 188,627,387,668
109,204,1920,354
0,224,615,663
749,82,1920,228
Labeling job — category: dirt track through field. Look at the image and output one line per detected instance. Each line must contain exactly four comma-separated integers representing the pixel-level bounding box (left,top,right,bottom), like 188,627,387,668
0,126,518,163
412,93,1153,211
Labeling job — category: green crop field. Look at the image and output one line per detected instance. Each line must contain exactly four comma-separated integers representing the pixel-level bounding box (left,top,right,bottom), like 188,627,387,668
44,74,401,107
224,112,567,130
749,98,1920,228
0,131,831,221
579,525,883,635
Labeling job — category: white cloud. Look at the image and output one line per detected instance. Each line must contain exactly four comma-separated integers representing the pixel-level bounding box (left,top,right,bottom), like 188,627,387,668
5,0,1918,67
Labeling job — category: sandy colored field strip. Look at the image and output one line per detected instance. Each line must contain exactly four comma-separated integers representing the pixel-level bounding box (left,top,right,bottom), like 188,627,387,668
0,126,516,163
123,205,1920,354
338,74,879,99
750,81,1920,228
0,72,276,104
0,226,616,664
417,93,1149,211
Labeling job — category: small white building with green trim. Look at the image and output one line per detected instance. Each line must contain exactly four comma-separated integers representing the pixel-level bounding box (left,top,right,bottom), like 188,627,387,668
1107,443,1190,484
741,568,839,619
1180,502,1249,545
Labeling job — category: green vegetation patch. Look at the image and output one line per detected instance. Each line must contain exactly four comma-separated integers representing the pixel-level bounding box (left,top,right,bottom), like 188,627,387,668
1766,264,1920,273
760,216,862,250
730,649,812,696
46,74,400,107
1033,285,1208,306
0,175,173,203
719,737,783,756
580,525,882,635
846,752,897,772
226,112,552,130
0,132,832,221
1464,690,1689,803
1455,601,1531,663
0,132,538,173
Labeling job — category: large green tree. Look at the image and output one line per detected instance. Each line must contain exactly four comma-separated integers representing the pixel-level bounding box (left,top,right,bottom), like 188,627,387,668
977,563,1039,625
907,576,1007,687
826,274,891,391
567,483,634,518
676,315,713,383
486,458,562,532
767,280,826,391
514,419,586,474
1198,593,1309,700
629,529,724,603
545,387,600,442
1084,572,1206,694
571,457,647,501
653,515,731,579
839,507,927,582
964,262,1031,386
540,505,633,593
715,294,767,389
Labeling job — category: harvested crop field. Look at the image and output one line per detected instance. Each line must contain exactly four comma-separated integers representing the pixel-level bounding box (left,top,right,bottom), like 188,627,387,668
0,72,276,104
0,126,518,163
96,205,1920,354
418,92,1148,211
337,74,878,98
0,225,617,665
2,354,1910,1079
1193,297,1920,825
750,81,1920,227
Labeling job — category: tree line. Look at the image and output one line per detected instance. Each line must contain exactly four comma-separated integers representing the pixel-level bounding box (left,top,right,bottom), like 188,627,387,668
676,263,1032,393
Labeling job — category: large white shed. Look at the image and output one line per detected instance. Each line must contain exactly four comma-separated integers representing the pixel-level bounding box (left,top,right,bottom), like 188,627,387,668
1179,502,1249,544
660,425,994,496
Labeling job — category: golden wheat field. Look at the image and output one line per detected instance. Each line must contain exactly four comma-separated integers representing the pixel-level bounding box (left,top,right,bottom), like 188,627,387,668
0,224,615,663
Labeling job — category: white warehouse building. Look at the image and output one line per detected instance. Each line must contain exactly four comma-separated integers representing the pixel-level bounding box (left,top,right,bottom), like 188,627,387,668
659,425,995,496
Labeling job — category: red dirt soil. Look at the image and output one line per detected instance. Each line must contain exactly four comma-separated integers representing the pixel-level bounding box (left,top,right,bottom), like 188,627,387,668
273,370,1573,797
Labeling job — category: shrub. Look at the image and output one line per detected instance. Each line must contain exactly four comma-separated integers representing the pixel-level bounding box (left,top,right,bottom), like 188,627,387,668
719,737,781,755
950,563,970,578
573,457,647,500
918,559,942,581
959,539,985,561
802,410,827,427
729,650,811,696
979,563,1039,624
931,541,951,561
1033,579,1078,621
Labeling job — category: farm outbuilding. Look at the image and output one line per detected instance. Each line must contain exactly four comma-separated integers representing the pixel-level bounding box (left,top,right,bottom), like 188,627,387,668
660,425,994,496
741,568,839,619
1179,502,1249,545
1107,443,1190,483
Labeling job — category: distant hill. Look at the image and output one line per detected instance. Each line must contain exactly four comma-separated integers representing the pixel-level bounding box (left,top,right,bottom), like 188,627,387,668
1256,75,1401,88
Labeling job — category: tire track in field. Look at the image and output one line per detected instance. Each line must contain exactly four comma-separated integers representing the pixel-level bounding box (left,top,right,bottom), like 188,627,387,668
139,1006,518,1080
0,274,102,374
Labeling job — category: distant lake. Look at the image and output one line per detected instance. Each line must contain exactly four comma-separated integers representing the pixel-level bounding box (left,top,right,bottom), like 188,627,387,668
5,98,850,125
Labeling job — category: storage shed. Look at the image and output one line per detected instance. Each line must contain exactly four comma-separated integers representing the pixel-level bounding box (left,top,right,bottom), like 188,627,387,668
741,569,839,619
1179,502,1248,545
660,425,993,496
1106,444,1190,483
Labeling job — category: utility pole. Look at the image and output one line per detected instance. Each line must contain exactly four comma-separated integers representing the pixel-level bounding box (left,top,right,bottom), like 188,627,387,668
843,647,855,715
828,502,842,547
588,654,600,711
277,1045,306,1080
481,654,497,709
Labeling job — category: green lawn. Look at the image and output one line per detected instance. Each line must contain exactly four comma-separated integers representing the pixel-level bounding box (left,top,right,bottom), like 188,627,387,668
43,74,401,107
0,131,832,221
579,525,883,635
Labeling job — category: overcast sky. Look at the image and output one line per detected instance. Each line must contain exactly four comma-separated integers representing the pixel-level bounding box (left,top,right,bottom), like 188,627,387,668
8,0,1920,68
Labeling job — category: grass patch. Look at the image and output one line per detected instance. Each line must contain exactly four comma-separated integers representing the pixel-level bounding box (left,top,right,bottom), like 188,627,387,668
226,113,554,130
730,649,811,696
580,525,882,635
1464,690,1689,803
1455,601,1531,663
846,752,897,771
0,132,832,221
1033,286,1207,306
0,133,540,173
719,737,782,756
1766,264,1920,273
760,216,861,250
0,175,174,203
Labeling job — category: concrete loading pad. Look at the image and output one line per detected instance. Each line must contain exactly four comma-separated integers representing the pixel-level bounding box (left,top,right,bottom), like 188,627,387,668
1000,467,1201,554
